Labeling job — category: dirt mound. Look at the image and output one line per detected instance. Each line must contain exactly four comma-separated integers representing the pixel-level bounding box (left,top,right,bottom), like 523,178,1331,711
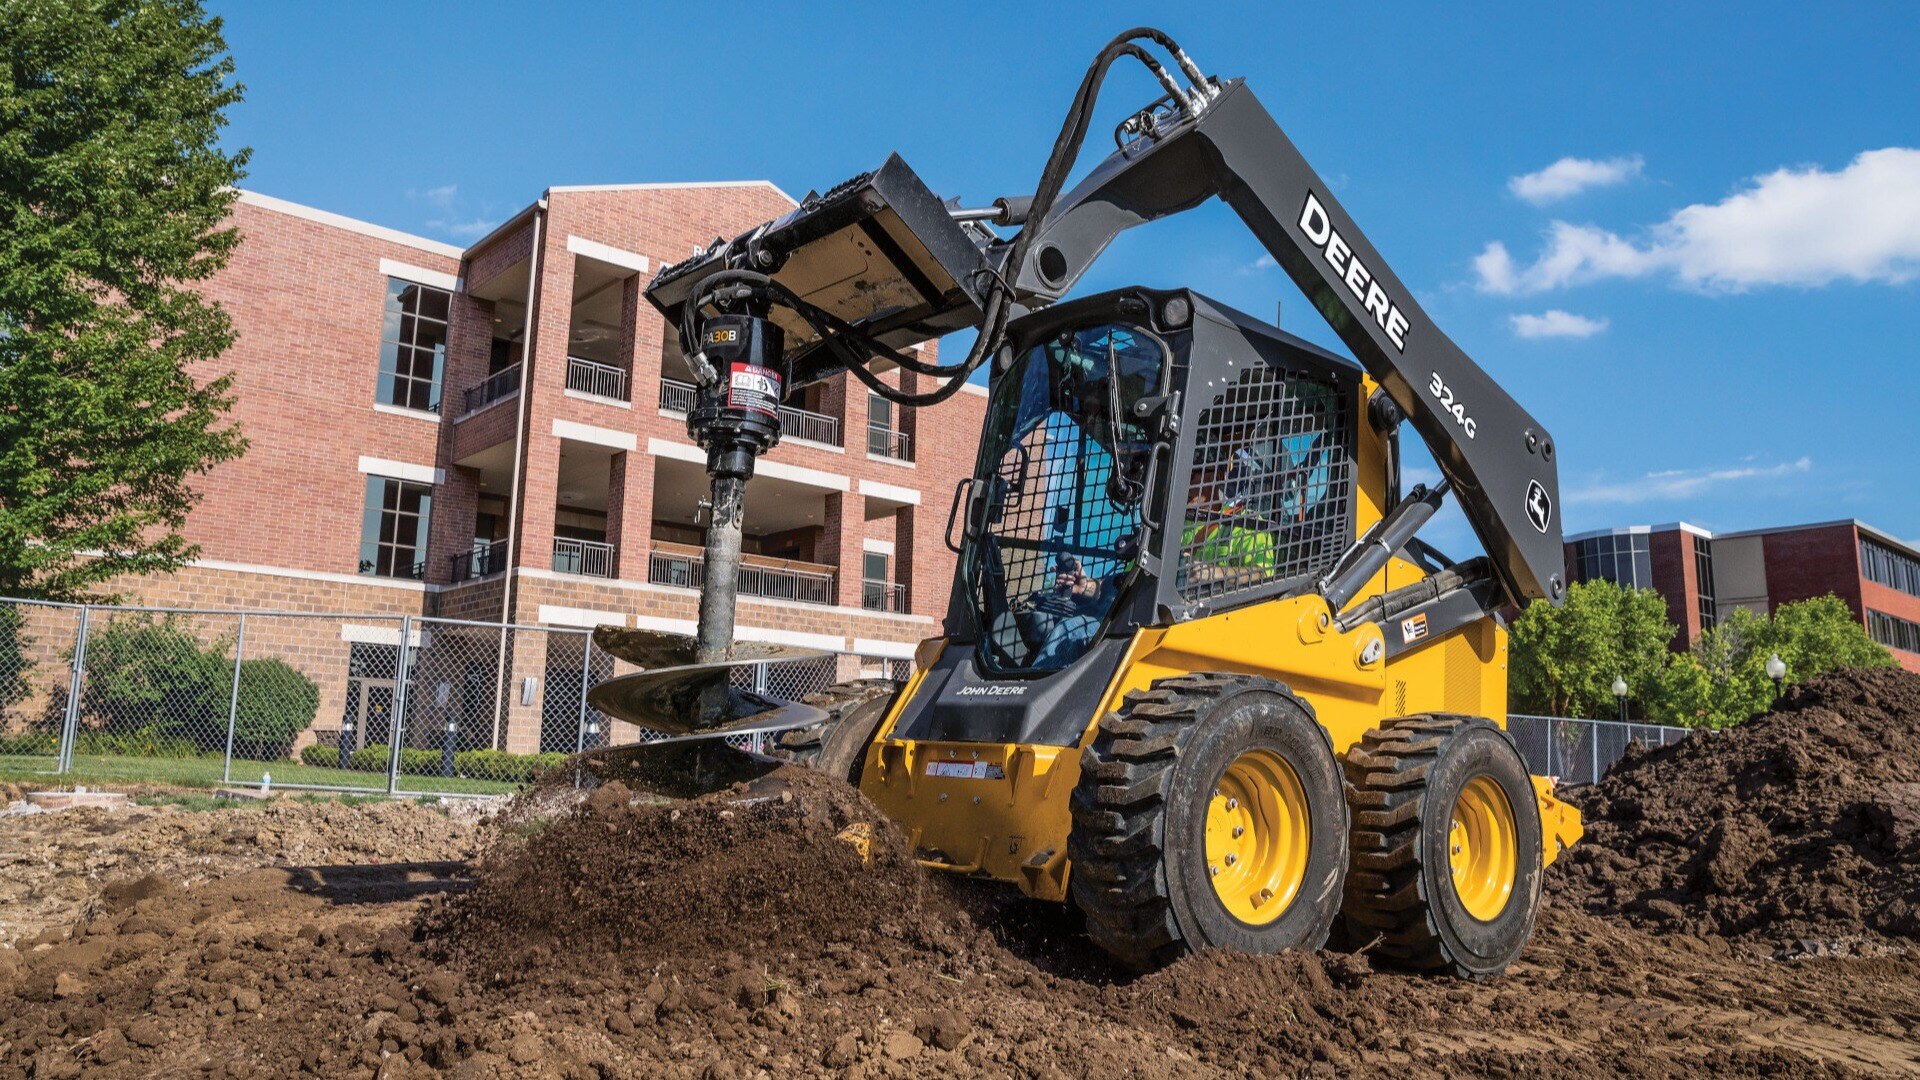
1553,666,1920,946
6,772,1920,1076
418,767,963,981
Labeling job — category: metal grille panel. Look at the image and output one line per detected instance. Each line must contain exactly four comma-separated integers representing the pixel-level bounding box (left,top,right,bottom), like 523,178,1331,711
1177,364,1353,603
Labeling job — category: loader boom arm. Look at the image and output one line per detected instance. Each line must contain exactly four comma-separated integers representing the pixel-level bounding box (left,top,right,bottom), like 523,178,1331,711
1005,78,1565,608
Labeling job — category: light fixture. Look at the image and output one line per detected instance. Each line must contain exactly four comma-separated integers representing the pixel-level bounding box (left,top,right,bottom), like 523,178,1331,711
1611,675,1628,723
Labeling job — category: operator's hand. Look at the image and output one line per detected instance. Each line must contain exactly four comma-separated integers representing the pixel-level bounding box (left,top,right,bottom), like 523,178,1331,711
1054,559,1099,600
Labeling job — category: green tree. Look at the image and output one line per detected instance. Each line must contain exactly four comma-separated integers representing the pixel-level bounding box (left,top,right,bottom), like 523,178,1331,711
1653,595,1895,728
1509,579,1678,719
0,0,249,600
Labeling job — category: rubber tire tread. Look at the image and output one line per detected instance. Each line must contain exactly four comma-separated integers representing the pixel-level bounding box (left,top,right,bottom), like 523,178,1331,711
765,680,898,782
1342,713,1537,979
1068,673,1341,972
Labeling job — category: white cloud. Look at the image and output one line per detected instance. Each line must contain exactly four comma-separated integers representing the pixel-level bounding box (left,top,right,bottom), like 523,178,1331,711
426,217,496,240
1477,148,1920,294
1509,155,1644,204
1564,457,1811,506
1510,310,1609,339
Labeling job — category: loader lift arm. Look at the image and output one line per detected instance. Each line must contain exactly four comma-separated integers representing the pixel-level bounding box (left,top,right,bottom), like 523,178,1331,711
1003,76,1565,609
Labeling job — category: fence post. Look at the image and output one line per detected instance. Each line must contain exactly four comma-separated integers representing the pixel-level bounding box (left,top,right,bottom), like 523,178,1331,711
387,616,415,795
1590,721,1600,785
574,630,594,755
58,606,92,774
222,613,248,784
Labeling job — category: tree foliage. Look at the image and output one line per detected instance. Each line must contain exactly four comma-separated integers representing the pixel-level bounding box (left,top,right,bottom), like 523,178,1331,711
1509,579,1678,719
1511,581,1897,728
0,0,249,599
1655,595,1896,728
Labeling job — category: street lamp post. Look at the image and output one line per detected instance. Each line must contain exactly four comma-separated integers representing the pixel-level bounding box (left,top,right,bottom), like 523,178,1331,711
1766,653,1787,703
1611,675,1629,724
338,717,355,770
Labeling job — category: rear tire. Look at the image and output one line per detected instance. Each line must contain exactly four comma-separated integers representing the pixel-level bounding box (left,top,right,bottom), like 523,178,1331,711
1342,715,1542,979
766,680,898,785
1068,674,1349,971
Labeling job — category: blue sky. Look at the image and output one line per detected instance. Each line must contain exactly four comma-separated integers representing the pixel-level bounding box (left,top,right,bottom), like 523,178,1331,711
217,2,1920,556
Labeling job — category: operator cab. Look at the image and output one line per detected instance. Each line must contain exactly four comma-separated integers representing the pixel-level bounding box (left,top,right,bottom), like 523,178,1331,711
896,287,1364,747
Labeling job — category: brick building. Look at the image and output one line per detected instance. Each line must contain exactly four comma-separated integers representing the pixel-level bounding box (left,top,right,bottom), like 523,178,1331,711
1564,520,1920,672
107,184,987,751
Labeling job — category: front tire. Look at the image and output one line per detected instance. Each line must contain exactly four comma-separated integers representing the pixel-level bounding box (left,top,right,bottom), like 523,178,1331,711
1342,715,1543,978
1068,674,1349,971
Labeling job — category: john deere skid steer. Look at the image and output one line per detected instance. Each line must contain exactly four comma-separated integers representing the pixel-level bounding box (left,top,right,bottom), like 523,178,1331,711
582,28,1583,978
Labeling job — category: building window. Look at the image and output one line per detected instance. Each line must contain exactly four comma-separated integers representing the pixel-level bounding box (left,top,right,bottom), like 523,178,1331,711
1861,537,1920,600
1867,609,1920,655
1570,532,1652,589
1694,535,1716,630
359,476,433,579
379,278,451,412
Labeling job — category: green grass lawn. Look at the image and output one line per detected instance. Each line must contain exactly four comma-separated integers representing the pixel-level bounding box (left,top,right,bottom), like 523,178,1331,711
0,752,518,795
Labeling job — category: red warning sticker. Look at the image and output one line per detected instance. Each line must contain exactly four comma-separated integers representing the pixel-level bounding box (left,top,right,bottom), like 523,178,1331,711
727,362,780,416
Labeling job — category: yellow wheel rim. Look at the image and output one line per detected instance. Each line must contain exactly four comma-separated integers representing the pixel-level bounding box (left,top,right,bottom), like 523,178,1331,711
1449,775,1518,921
1203,749,1310,926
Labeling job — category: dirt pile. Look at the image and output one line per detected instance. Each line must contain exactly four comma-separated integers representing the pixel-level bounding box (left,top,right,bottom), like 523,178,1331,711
1553,666,1920,946
419,767,963,981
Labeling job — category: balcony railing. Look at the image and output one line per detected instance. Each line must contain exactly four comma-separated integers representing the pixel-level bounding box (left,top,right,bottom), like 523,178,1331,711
566,356,630,401
449,540,509,583
867,422,912,461
648,542,835,605
659,377,841,445
659,377,697,414
463,363,522,415
861,578,908,613
552,537,616,578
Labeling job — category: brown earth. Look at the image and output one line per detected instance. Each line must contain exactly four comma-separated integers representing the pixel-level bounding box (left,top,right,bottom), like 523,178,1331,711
5,670,1920,1077
1553,666,1920,949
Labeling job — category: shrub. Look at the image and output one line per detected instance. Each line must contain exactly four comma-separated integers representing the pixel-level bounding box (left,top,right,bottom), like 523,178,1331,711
72,728,203,758
75,616,320,759
78,616,229,746
231,657,319,760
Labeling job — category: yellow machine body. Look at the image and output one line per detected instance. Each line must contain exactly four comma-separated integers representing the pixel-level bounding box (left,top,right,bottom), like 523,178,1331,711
859,377,1582,903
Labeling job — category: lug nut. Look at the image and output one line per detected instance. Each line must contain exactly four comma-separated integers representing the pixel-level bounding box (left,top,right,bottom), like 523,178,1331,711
1227,798,1238,811
1232,826,1244,838
1210,866,1220,877
1225,853,1238,866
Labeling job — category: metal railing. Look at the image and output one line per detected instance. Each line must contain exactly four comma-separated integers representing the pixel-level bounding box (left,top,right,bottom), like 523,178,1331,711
551,538,615,578
659,377,841,445
868,422,912,461
462,363,521,414
566,356,630,401
659,377,696,414
647,546,836,605
1507,714,1692,787
448,541,508,583
861,578,908,613
0,596,910,795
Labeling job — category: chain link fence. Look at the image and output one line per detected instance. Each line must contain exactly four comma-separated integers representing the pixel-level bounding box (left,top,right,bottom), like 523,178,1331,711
0,598,909,797
1507,714,1692,787
3,594,1685,796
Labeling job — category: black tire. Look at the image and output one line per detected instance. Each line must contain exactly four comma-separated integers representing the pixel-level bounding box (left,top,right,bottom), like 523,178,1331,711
1068,674,1349,972
1342,715,1543,979
766,680,899,785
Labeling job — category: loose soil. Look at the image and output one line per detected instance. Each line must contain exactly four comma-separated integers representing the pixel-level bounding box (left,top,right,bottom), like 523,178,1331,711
5,669,1920,1077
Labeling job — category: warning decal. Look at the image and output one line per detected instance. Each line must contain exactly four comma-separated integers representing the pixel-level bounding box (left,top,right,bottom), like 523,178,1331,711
728,362,781,416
